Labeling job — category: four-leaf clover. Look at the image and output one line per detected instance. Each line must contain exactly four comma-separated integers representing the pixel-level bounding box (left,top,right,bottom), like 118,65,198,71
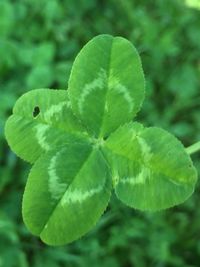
5,35,197,246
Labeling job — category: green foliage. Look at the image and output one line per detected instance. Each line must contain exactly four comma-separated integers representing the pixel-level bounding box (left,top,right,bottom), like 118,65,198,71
5,34,197,246
1,0,200,265
5,89,87,163
105,122,196,210
23,144,111,246
68,35,145,137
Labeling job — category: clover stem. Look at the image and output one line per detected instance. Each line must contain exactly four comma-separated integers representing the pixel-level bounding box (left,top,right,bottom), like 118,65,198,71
186,141,200,155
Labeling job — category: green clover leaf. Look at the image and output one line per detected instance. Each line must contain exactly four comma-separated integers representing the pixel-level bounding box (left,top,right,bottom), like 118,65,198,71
23,144,111,245
68,34,145,137
5,89,89,163
104,122,196,211
5,34,197,246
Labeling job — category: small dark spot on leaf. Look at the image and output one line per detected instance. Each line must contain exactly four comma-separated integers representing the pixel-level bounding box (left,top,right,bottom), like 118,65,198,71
33,106,40,118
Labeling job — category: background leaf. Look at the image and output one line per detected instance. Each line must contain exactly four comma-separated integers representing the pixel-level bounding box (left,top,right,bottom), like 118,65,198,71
1,0,200,265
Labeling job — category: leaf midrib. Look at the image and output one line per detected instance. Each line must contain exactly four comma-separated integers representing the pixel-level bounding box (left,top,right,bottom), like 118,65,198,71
98,37,115,138
39,148,100,236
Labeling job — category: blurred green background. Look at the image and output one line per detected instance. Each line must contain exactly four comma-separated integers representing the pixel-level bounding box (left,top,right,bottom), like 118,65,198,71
0,0,200,266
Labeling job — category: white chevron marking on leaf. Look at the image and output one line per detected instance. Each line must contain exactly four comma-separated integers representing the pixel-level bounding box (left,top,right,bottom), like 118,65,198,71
35,124,51,151
78,69,106,114
109,73,134,113
119,135,152,186
114,84,133,113
137,136,152,163
121,167,151,186
48,151,67,200
44,101,67,123
61,184,104,206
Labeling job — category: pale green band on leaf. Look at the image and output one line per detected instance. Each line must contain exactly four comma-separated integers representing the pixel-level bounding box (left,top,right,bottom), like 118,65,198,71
68,34,145,138
104,122,197,211
22,144,111,246
5,89,89,163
